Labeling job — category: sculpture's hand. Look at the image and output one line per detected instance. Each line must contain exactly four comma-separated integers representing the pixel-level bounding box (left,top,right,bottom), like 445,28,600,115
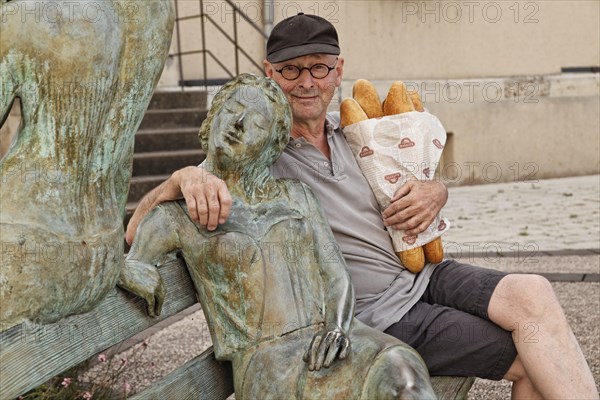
303,328,351,371
118,261,166,317
382,180,448,236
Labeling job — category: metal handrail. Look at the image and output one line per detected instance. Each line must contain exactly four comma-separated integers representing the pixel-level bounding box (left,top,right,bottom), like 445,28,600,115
172,0,268,87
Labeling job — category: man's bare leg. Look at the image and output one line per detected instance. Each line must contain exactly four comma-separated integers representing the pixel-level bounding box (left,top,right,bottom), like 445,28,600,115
489,274,598,399
503,355,543,399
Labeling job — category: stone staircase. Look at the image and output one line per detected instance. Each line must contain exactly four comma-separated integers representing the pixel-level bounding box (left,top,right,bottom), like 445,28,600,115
125,90,209,229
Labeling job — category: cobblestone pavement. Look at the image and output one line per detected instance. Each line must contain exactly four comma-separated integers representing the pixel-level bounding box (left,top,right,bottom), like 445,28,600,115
100,175,600,398
443,174,600,256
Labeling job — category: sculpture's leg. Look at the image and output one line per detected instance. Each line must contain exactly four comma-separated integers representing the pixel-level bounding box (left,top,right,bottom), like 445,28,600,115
232,322,437,400
360,345,436,400
0,0,174,328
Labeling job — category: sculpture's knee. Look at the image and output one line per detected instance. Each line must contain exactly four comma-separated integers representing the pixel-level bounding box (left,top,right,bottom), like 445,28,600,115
362,346,436,400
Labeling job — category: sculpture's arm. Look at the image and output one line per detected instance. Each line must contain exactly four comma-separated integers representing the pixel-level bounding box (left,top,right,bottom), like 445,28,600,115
119,205,181,317
300,184,354,370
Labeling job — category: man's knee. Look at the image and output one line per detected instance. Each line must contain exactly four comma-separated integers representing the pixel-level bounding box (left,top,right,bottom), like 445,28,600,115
491,274,558,322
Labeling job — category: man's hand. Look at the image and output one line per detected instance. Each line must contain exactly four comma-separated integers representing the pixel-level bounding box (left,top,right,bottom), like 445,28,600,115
126,166,232,244
382,180,448,236
176,166,232,231
303,328,350,371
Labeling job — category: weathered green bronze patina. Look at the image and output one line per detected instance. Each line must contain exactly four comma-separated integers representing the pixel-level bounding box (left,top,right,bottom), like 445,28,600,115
119,74,436,399
0,0,174,330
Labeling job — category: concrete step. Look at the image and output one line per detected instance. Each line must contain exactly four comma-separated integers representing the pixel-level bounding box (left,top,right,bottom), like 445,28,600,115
124,89,211,250
148,90,208,110
134,127,202,153
139,108,208,130
132,149,206,177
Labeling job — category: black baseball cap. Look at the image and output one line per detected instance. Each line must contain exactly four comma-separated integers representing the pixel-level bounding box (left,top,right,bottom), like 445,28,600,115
266,13,340,63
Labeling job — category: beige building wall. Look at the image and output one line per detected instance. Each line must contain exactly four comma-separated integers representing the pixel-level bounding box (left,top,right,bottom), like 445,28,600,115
359,74,599,186
158,1,599,185
336,0,599,80
2,1,598,185
162,0,599,83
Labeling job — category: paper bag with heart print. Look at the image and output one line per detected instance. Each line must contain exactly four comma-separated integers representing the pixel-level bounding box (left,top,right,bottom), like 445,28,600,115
342,111,450,252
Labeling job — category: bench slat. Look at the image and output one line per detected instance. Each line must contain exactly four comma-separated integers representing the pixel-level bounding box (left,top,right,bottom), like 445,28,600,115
1,255,474,400
431,376,476,400
131,347,234,400
136,346,473,400
0,257,196,400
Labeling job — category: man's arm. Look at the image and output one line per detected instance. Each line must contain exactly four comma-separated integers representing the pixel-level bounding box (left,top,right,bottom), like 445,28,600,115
382,180,448,236
126,166,232,244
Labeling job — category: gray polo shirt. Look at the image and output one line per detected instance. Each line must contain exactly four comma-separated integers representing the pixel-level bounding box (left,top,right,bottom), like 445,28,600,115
271,112,435,331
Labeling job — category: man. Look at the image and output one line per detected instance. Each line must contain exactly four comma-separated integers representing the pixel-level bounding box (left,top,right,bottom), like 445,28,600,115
127,13,598,399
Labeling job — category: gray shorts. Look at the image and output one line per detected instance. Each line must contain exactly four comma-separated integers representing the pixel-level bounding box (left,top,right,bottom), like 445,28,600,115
384,260,517,380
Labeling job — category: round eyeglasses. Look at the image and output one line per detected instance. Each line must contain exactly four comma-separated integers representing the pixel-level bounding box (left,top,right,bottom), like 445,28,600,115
274,58,339,81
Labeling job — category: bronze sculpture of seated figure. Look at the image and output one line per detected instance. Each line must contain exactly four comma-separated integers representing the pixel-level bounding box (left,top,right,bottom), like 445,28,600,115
119,73,436,399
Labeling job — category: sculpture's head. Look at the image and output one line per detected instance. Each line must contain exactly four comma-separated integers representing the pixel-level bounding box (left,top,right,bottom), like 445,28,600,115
199,74,292,171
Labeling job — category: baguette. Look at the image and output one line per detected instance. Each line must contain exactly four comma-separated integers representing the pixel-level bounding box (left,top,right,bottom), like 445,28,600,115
408,90,425,112
383,81,415,115
341,79,442,273
397,247,425,274
352,79,384,119
340,98,368,128
383,81,441,272
423,236,443,264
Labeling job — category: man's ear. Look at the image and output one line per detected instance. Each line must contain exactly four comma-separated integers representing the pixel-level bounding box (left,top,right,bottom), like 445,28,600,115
264,60,275,78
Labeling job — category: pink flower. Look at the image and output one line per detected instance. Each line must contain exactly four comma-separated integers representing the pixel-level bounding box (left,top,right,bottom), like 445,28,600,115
123,382,131,394
97,354,107,363
82,391,92,399
61,377,72,388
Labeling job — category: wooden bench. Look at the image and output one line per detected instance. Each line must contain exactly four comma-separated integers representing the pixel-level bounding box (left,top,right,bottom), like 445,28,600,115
0,258,474,400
